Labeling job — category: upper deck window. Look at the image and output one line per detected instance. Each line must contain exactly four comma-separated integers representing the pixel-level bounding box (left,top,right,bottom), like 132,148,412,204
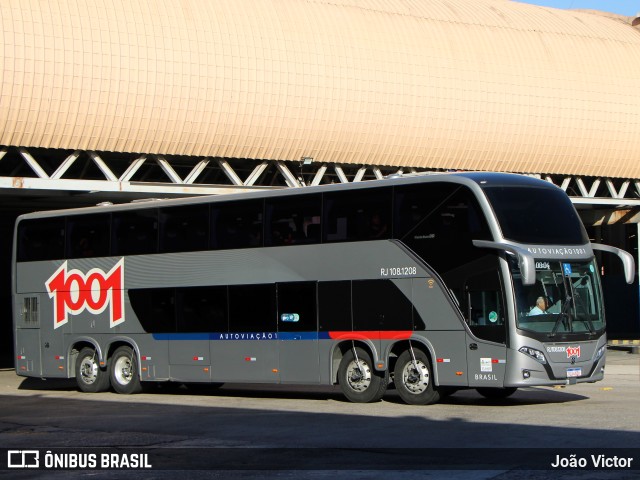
66,214,110,258
323,187,392,243
394,183,491,274
211,200,263,250
159,205,209,253
111,210,158,256
17,218,65,262
265,194,321,246
483,187,588,245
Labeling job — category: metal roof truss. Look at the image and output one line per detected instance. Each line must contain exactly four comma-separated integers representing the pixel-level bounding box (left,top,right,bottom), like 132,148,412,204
1,147,639,214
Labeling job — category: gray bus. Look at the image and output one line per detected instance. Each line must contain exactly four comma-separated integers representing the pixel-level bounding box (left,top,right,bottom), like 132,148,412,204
12,172,635,404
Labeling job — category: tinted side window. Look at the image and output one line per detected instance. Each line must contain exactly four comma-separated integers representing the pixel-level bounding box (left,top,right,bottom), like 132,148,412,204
66,214,110,259
211,200,263,249
17,218,65,262
277,282,317,332
352,280,413,331
323,188,392,243
318,281,352,332
228,284,276,332
112,210,158,256
159,205,209,253
265,194,321,246
394,183,491,274
129,288,176,333
176,286,227,333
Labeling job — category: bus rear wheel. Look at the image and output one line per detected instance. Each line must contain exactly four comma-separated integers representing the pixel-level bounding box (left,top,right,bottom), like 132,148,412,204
109,346,142,394
338,347,387,403
393,349,440,405
75,347,110,393
476,387,517,399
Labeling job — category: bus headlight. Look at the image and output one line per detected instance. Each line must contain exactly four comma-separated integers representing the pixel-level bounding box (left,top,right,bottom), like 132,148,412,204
519,346,547,365
593,345,606,362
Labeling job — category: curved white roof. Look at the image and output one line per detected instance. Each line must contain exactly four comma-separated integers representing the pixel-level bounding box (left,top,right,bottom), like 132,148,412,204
1,0,640,178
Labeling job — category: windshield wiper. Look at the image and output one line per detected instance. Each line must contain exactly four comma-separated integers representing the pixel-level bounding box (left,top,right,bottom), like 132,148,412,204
549,296,573,338
582,316,596,334
573,289,596,335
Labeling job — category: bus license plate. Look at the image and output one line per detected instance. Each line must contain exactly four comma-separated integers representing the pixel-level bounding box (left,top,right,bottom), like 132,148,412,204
567,367,582,378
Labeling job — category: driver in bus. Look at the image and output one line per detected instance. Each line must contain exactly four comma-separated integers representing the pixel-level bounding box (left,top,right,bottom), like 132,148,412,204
528,296,548,316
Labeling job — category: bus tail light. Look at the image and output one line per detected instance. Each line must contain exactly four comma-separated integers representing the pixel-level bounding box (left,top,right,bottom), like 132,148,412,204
518,346,547,364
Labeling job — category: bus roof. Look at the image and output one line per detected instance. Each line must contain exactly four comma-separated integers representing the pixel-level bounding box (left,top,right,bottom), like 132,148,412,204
16,171,558,221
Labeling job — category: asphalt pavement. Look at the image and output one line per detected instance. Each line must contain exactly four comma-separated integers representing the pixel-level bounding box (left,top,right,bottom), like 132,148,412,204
0,347,638,479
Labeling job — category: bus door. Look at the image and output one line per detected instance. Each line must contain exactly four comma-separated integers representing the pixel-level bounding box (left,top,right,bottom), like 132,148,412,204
213,284,279,383
128,288,207,382
277,282,319,383
14,294,42,376
463,269,508,387
37,290,68,377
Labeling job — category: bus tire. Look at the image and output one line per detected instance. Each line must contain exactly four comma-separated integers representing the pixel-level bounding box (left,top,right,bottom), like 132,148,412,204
109,346,142,394
394,349,440,405
476,387,517,399
338,347,387,403
75,347,110,393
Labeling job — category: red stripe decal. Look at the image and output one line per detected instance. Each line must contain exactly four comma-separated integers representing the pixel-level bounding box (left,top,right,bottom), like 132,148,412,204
328,331,412,340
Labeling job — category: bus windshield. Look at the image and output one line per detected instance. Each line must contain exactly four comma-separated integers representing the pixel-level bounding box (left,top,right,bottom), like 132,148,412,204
484,186,588,245
511,258,604,337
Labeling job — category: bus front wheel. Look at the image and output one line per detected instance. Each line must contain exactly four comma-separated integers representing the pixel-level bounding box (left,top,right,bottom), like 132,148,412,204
109,346,142,394
393,349,440,405
338,347,387,403
75,347,110,393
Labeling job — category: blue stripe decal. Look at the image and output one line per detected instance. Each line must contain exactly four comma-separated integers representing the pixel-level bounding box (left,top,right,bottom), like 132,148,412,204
152,331,330,341
277,332,319,341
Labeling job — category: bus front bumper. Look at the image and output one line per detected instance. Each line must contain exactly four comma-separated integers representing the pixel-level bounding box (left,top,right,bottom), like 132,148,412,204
504,354,606,387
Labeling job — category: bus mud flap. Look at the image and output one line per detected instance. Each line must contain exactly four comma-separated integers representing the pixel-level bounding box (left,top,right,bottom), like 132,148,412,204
408,340,419,372
351,341,361,368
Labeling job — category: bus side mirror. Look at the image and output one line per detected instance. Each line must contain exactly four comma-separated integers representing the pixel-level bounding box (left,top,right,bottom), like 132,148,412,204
472,240,536,286
591,243,636,285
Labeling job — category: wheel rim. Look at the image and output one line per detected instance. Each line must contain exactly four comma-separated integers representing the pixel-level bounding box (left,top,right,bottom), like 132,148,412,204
401,360,430,394
79,356,98,385
114,355,133,386
345,359,372,392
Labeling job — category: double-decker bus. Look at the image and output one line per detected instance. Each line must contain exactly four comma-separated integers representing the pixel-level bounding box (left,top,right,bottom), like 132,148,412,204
12,172,634,404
